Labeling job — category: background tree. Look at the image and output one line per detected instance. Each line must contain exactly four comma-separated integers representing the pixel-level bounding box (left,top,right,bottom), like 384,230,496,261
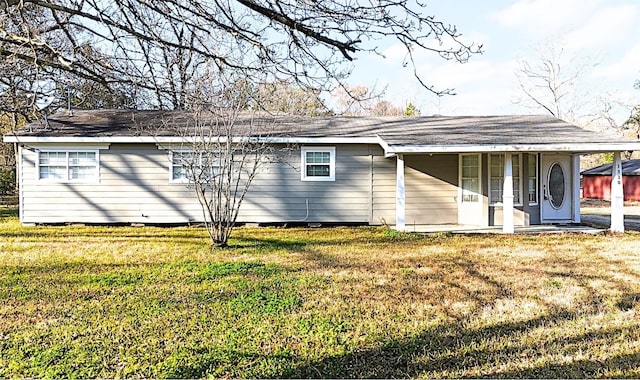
370,100,403,117
403,102,420,116
515,44,640,165
514,45,592,123
621,80,640,141
333,85,421,116
255,81,330,116
1,0,481,118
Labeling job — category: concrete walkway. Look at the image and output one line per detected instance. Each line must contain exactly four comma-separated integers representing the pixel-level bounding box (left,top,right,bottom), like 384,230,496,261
411,224,605,234
580,206,640,232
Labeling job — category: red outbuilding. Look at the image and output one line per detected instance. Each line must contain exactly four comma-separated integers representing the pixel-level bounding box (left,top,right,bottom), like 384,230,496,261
581,159,640,201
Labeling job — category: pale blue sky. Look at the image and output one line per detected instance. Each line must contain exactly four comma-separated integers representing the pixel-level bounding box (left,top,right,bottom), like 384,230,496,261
345,0,640,124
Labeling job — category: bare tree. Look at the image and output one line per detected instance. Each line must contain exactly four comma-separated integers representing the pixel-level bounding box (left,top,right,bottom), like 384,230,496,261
332,85,386,116
370,100,403,116
165,76,289,247
1,0,481,117
623,80,640,141
514,45,592,123
255,81,330,116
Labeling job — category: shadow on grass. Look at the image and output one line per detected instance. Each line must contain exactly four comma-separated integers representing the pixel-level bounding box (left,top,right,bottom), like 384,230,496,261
271,248,640,378
277,302,640,378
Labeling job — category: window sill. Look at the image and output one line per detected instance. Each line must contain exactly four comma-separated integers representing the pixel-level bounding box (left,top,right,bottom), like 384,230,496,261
301,177,335,182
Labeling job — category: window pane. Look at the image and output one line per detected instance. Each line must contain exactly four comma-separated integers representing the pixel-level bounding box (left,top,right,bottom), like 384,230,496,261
70,166,95,180
40,166,66,180
306,164,330,177
172,153,186,165
464,154,478,165
69,152,96,165
40,152,66,165
461,155,479,203
462,165,478,178
172,165,186,180
528,154,538,204
513,178,521,204
462,178,478,193
306,151,330,164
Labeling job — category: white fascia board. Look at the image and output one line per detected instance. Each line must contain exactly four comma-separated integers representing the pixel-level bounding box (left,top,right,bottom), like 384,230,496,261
21,142,110,150
4,135,380,145
272,136,379,144
385,143,640,154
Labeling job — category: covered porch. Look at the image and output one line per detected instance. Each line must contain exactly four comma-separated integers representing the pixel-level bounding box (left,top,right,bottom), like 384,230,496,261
393,150,635,234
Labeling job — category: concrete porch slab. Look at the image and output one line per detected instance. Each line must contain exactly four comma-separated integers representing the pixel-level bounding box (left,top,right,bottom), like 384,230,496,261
403,224,606,235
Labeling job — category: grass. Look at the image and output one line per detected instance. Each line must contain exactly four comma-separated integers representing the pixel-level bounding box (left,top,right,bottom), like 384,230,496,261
1,206,640,378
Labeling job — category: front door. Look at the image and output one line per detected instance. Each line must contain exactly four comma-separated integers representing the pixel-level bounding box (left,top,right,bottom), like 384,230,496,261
458,154,483,225
541,154,572,222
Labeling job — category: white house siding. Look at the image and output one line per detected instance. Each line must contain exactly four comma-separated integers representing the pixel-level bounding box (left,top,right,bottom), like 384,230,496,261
371,153,459,226
371,152,396,225
19,143,464,225
405,155,459,225
238,144,374,223
19,143,379,225
20,144,202,224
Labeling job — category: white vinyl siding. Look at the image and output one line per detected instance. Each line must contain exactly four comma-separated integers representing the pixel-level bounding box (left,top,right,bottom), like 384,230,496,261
20,143,374,225
301,147,335,181
38,150,99,182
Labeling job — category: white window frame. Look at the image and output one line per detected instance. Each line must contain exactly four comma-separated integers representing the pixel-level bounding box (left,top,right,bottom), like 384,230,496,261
36,149,100,183
459,153,481,203
169,150,221,184
489,153,538,206
301,146,335,182
527,153,539,205
490,153,521,205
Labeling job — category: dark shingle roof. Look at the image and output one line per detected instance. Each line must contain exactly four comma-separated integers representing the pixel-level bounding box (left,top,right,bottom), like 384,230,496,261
582,159,640,176
5,109,639,149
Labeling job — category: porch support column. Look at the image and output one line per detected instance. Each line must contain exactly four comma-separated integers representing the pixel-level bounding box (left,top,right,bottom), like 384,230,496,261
611,151,624,233
502,152,515,233
572,154,581,223
396,154,406,231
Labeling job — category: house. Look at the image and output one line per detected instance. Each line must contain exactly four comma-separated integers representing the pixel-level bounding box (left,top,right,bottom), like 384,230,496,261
4,109,640,233
582,159,640,201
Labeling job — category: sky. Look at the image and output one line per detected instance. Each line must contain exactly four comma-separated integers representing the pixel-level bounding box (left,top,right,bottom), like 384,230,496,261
344,0,640,125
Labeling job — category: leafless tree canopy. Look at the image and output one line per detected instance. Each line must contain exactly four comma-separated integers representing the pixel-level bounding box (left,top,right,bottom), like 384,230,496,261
514,46,591,123
1,0,481,117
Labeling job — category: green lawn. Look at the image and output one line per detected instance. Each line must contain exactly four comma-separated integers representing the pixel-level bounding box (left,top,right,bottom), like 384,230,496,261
1,207,640,378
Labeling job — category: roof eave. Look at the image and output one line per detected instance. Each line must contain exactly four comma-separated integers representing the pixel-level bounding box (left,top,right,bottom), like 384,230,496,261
384,143,640,154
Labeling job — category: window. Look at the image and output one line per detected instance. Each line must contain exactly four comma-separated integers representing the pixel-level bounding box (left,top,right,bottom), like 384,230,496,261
38,150,98,182
490,154,520,204
489,153,538,206
301,147,335,181
461,154,480,202
170,151,220,183
527,154,538,204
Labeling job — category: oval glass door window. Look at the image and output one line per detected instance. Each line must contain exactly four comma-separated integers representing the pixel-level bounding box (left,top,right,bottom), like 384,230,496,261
548,162,565,209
